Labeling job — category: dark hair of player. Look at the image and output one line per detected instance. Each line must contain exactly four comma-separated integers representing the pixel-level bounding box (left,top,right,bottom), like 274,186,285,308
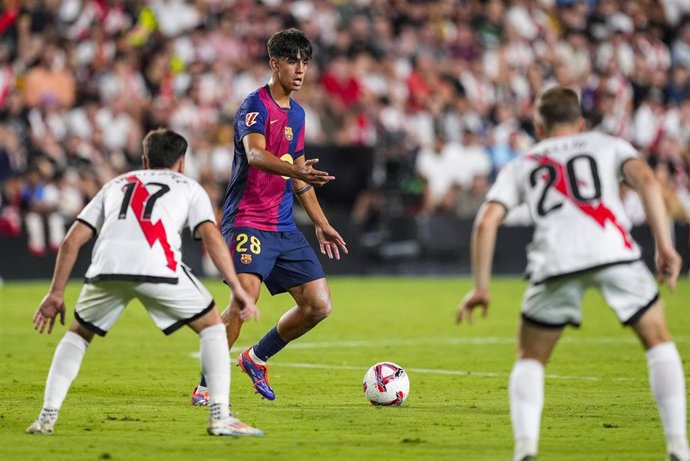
536,86,583,132
142,128,188,169
267,28,312,61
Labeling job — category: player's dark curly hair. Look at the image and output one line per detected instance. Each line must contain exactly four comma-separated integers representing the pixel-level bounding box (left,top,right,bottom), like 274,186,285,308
142,128,188,169
267,28,312,61
536,86,583,132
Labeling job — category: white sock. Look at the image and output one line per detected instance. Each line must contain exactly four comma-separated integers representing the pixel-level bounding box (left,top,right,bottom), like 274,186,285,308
646,342,688,459
42,331,89,419
248,347,266,365
510,359,544,459
199,323,230,421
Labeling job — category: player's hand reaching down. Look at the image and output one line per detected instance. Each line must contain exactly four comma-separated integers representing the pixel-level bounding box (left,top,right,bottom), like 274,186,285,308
233,287,260,322
316,224,348,260
656,245,681,291
297,159,335,187
33,292,66,334
456,289,490,325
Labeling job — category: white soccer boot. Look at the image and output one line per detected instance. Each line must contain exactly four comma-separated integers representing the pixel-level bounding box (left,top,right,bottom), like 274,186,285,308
26,419,55,435
668,438,690,461
207,415,264,437
513,438,537,461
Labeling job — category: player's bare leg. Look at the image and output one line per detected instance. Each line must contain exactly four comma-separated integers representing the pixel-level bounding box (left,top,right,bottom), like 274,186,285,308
192,274,261,406
510,320,563,461
279,278,332,341
27,321,94,435
223,274,263,347
236,278,332,400
631,301,688,461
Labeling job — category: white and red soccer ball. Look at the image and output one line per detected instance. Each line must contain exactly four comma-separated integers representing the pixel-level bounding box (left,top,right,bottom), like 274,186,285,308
362,362,410,406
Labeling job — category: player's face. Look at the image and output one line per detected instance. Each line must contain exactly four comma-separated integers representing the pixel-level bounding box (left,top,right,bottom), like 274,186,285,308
273,52,310,92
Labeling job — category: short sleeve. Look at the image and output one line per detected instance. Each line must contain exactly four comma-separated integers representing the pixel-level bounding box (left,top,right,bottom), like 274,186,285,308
294,106,306,158
187,182,217,240
235,96,268,142
485,160,523,211
613,138,639,181
76,187,106,235
294,123,305,158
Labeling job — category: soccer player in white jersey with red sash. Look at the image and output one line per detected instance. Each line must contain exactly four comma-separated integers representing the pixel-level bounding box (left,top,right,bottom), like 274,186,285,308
27,128,263,437
458,87,688,461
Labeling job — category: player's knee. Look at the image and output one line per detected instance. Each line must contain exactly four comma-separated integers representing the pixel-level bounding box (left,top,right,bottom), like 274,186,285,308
306,296,332,323
631,301,672,349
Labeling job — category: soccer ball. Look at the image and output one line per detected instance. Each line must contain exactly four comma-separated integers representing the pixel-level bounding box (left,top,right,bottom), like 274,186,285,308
362,362,410,406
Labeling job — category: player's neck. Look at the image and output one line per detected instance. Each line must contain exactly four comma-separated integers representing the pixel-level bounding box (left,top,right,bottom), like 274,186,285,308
267,79,292,108
541,119,585,139
544,126,581,139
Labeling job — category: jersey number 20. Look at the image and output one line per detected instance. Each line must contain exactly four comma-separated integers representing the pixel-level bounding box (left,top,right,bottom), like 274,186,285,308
529,154,602,217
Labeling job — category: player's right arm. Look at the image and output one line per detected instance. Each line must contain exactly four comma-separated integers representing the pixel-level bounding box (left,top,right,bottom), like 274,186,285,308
622,158,681,290
242,133,334,186
456,201,507,324
33,221,94,334
196,221,259,322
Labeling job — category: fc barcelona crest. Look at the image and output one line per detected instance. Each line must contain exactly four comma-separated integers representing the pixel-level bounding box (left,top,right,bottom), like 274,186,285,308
284,126,293,141
240,254,252,264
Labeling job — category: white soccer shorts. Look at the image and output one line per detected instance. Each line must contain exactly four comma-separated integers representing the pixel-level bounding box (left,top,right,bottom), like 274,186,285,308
521,260,659,328
74,268,214,336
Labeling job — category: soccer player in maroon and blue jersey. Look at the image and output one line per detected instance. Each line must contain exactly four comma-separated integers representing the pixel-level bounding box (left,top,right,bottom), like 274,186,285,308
192,28,347,404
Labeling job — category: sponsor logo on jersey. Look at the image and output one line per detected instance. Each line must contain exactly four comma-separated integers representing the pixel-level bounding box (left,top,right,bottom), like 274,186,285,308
240,254,252,264
245,112,259,127
284,126,293,141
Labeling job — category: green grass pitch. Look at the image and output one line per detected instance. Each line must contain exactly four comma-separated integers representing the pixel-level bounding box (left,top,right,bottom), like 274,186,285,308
1,277,688,460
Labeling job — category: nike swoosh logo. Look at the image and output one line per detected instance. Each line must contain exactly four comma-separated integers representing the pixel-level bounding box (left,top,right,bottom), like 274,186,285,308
270,120,278,124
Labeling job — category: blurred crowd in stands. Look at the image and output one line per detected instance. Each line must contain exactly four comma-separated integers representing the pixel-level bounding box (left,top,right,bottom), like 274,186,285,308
1,0,690,256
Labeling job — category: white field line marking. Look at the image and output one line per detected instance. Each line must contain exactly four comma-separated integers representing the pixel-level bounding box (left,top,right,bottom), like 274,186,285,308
267,361,616,382
187,334,684,382
222,335,690,353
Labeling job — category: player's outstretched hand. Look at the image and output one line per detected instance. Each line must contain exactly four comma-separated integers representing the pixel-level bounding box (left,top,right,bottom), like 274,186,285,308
234,287,260,322
315,224,348,260
456,289,490,325
298,159,335,187
33,292,66,334
656,245,681,291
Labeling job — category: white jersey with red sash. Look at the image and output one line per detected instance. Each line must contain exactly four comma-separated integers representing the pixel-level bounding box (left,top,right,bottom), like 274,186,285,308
77,169,215,284
487,131,642,284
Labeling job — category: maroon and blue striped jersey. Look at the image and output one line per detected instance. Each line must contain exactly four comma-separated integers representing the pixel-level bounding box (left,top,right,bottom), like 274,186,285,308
221,85,306,235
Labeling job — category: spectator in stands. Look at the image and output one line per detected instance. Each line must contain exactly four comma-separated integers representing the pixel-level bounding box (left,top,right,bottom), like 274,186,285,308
0,173,22,237
22,44,75,109
20,163,63,255
0,0,689,270
416,133,463,215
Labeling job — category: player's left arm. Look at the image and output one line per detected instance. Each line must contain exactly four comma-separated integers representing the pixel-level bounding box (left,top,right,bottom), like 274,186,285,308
34,221,94,334
292,157,348,260
456,201,507,324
